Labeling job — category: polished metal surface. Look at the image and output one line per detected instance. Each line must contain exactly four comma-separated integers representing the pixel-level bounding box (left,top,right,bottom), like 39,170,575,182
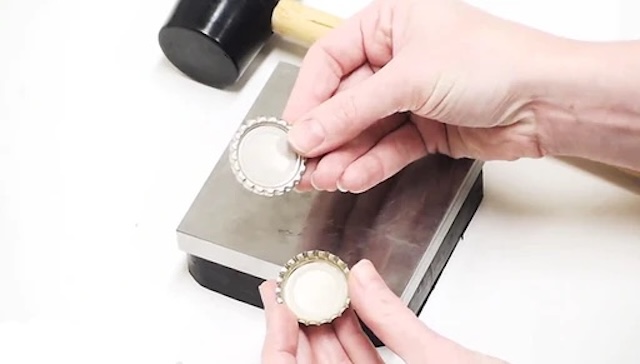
177,61,482,302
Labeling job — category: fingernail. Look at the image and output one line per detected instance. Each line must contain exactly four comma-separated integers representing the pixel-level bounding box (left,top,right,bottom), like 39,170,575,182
340,167,369,194
336,181,348,193
310,174,321,190
259,281,271,299
288,120,325,154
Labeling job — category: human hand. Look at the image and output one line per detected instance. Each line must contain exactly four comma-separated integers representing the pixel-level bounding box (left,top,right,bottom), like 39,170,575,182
282,0,571,193
259,259,507,363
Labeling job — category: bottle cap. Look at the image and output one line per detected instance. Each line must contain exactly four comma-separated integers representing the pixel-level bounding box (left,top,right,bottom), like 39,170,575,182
275,250,350,326
229,116,306,197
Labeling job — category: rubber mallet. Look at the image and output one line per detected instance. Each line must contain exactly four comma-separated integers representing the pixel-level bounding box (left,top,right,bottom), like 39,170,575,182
158,0,341,89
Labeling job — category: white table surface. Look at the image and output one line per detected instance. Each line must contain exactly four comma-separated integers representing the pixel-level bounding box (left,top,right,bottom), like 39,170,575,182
1,0,639,363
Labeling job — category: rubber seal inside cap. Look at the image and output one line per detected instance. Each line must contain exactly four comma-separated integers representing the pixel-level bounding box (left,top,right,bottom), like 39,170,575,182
276,250,350,325
229,116,305,196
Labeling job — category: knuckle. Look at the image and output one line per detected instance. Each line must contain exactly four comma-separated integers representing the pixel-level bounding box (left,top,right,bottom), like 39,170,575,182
337,92,360,126
366,152,388,185
323,92,361,137
368,293,398,327
308,42,345,79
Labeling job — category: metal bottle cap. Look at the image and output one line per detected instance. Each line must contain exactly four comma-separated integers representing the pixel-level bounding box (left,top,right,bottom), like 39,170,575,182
275,250,350,326
229,116,306,197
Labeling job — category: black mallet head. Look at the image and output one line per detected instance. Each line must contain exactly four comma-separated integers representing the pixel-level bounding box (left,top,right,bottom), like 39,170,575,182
159,0,279,89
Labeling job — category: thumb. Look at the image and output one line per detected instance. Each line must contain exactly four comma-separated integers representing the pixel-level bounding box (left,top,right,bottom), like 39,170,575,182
348,260,481,364
287,58,411,158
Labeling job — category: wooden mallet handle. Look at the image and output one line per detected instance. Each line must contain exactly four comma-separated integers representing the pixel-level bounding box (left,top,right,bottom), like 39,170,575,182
272,0,342,46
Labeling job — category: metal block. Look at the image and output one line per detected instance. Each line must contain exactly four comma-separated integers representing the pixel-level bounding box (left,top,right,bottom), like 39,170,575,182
177,61,484,346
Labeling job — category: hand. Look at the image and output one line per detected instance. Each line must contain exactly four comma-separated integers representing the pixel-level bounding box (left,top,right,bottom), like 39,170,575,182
282,0,570,193
259,259,507,363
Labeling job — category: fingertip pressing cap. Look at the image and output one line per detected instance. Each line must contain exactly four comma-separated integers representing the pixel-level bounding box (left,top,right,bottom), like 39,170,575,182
275,250,350,325
229,116,306,197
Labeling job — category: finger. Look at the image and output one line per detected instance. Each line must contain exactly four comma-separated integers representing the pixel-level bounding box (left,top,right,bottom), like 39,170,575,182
347,259,436,363
288,56,413,158
306,64,378,192
338,122,426,193
349,260,505,363
304,325,351,364
281,9,370,123
295,157,318,192
297,331,313,362
311,114,404,191
332,308,385,364
295,63,374,193
413,116,453,156
259,281,299,364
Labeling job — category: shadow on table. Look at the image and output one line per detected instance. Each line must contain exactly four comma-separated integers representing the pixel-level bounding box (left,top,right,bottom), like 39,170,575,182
556,156,640,195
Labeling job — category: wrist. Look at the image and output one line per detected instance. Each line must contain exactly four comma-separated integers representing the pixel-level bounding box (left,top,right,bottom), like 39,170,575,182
523,38,640,170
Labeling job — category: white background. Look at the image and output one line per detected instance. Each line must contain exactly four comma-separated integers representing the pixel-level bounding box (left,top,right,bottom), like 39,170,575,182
1,0,639,363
